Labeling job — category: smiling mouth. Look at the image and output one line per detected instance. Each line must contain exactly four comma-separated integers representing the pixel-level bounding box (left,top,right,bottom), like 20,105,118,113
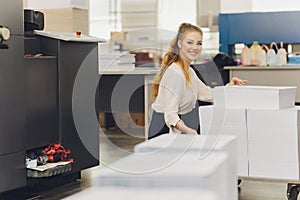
189,52,199,56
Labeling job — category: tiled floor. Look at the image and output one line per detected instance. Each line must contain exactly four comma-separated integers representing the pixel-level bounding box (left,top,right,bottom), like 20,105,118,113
1,127,298,200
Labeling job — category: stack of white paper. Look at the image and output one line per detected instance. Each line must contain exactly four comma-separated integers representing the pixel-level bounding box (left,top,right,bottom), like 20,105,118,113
247,107,300,180
134,134,238,200
213,85,296,109
99,53,135,72
199,105,249,177
62,187,218,200
94,152,230,200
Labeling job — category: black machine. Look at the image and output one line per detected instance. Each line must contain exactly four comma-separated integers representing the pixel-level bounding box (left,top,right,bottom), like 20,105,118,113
24,9,44,36
0,1,100,195
0,0,26,193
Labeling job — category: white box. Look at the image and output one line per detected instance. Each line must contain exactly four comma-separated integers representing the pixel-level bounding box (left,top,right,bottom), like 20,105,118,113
247,107,300,180
249,161,300,180
134,134,238,200
199,105,249,177
62,187,218,200
213,85,296,109
94,152,230,200
247,107,300,163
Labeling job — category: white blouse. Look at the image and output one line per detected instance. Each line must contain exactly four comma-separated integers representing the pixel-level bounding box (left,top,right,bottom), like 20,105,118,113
151,63,213,131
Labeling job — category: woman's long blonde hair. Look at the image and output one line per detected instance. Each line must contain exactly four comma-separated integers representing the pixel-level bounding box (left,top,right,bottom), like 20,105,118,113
151,22,203,101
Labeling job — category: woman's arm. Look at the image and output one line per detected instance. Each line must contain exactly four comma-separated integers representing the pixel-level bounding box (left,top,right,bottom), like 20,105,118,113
190,69,213,102
226,77,248,86
175,120,197,135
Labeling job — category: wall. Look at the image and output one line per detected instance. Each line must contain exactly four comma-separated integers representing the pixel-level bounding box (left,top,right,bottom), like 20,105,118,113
252,0,300,12
220,0,252,13
158,0,196,31
221,0,300,13
89,0,111,39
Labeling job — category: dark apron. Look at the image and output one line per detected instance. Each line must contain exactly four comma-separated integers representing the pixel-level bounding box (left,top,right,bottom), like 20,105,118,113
148,101,200,139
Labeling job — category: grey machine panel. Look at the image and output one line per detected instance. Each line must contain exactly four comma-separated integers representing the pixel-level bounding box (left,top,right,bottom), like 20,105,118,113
0,0,26,194
0,152,26,193
0,0,24,35
0,36,25,155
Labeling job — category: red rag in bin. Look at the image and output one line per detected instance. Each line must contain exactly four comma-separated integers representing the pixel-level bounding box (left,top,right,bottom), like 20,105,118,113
44,143,73,163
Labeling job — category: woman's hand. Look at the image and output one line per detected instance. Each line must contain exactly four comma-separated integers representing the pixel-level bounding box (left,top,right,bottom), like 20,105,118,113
175,120,198,135
226,77,248,86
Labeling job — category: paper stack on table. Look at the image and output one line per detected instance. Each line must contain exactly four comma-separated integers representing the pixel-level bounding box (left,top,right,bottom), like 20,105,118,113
94,152,229,200
134,134,238,200
99,53,135,72
200,85,300,180
247,107,300,180
199,106,248,177
213,85,296,109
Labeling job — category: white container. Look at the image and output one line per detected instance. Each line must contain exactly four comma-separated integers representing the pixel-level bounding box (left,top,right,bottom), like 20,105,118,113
250,41,262,66
277,42,287,66
213,85,296,109
266,48,277,66
94,152,230,200
199,105,249,177
247,107,300,180
260,47,267,66
241,45,251,66
62,187,218,200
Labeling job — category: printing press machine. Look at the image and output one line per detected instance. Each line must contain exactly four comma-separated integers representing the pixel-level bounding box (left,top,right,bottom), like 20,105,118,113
0,0,101,194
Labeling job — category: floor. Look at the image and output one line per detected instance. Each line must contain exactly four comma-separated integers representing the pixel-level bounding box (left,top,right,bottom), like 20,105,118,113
0,127,296,200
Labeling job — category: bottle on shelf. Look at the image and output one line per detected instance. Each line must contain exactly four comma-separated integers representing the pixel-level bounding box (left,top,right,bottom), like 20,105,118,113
260,44,268,66
241,45,250,66
250,41,262,66
266,42,278,66
277,41,287,66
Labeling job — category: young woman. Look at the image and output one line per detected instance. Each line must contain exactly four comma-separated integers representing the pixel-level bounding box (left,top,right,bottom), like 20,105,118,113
148,22,246,139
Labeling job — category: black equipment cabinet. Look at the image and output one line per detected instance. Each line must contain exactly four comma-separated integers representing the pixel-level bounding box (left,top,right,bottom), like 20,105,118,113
25,56,58,149
0,0,26,193
36,35,100,172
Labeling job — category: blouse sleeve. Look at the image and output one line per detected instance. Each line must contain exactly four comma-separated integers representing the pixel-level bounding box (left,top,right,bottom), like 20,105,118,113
159,68,184,128
190,69,213,102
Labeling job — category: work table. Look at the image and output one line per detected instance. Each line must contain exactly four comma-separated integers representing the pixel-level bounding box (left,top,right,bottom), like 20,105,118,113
225,65,300,103
225,66,300,70
99,68,159,75
98,67,159,139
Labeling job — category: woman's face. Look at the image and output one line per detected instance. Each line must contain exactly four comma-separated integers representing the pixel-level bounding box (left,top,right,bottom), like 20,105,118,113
178,31,203,64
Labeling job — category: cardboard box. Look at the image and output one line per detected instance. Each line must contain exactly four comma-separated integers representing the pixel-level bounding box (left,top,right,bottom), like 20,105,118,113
213,85,296,109
110,32,127,43
199,105,249,177
114,112,144,129
37,8,89,34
